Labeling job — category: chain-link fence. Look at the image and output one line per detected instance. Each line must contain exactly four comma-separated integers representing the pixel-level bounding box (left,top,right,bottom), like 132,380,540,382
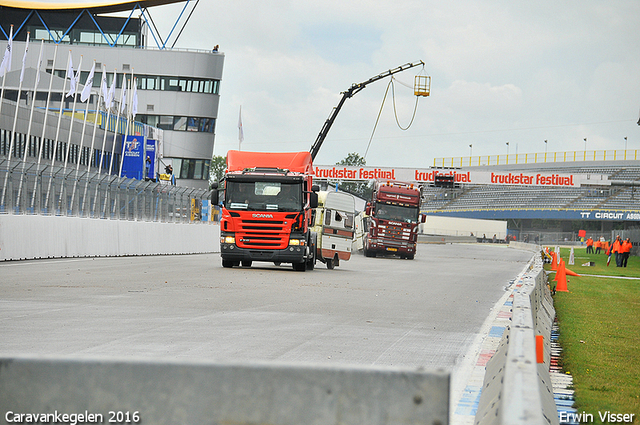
0,158,210,222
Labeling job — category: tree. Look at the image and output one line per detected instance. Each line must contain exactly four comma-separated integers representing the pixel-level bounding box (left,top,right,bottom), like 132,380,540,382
209,155,226,188
334,152,372,200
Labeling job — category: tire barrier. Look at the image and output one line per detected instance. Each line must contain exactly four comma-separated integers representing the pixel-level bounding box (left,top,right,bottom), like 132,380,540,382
475,252,559,425
0,356,449,425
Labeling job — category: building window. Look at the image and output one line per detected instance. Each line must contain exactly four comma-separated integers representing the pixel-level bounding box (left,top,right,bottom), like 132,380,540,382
138,115,215,133
178,158,210,180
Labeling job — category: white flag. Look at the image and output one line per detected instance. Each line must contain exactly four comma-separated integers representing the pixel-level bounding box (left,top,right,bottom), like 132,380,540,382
105,71,116,109
0,26,13,78
238,105,244,145
132,79,138,118
80,61,95,102
19,31,29,83
35,39,44,86
119,78,127,114
65,54,76,97
100,65,108,102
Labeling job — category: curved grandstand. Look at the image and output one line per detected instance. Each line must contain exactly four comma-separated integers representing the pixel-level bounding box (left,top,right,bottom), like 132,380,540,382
421,151,640,238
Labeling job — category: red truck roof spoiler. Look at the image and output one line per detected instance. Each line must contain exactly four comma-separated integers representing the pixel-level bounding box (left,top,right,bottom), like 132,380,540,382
226,150,314,174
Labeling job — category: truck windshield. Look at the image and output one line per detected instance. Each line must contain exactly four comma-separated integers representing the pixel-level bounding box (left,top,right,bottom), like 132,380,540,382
375,203,419,224
225,181,303,212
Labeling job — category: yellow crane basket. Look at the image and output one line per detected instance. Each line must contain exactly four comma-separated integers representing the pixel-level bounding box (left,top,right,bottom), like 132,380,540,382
414,75,431,97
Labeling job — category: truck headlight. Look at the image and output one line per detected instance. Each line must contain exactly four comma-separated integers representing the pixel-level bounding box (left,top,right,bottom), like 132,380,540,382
289,238,305,246
221,235,236,244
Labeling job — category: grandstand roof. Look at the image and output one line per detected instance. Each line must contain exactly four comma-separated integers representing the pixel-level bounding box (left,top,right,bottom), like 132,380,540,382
0,0,183,14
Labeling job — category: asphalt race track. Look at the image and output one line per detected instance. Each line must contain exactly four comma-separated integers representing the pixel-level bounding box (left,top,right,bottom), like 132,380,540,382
0,243,532,392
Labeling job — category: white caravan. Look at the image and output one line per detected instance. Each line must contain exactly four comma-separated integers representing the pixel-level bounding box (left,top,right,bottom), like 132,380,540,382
312,191,356,269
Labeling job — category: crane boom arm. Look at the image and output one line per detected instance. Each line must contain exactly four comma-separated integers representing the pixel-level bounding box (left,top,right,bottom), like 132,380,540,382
309,60,424,161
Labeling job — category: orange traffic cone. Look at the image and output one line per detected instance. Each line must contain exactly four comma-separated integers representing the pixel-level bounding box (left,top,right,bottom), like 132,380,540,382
555,259,568,292
551,252,558,271
565,268,581,277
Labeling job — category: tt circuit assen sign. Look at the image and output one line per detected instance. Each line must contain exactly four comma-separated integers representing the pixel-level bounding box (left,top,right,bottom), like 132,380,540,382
314,165,610,188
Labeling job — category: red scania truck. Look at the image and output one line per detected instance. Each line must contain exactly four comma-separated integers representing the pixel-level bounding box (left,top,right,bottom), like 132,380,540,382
216,150,319,271
362,179,424,259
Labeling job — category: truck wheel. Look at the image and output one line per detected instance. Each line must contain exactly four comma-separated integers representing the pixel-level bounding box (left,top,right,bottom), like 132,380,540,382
222,259,234,268
306,233,317,270
407,254,415,260
274,262,281,266
242,260,252,267
326,258,334,269
293,261,306,272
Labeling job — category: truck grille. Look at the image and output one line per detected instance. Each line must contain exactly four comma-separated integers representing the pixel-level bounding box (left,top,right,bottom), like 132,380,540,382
237,219,288,249
380,224,409,241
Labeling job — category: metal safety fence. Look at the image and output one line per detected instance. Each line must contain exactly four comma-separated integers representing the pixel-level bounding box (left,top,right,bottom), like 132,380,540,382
0,158,210,222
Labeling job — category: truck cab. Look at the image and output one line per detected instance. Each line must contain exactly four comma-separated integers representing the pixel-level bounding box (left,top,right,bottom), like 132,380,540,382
217,151,318,271
363,180,424,259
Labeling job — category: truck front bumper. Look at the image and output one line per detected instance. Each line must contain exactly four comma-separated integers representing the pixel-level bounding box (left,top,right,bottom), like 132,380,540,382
366,238,416,256
220,243,308,264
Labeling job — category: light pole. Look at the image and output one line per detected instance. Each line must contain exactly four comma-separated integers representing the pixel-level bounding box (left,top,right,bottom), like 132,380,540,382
625,136,628,151
469,144,472,156
506,142,509,155
584,138,587,161
544,140,548,153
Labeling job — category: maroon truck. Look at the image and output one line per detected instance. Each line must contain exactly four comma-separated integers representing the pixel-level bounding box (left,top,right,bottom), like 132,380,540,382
363,179,424,260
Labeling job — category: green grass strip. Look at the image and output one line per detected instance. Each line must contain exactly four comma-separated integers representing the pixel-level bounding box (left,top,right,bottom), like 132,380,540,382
546,246,640,418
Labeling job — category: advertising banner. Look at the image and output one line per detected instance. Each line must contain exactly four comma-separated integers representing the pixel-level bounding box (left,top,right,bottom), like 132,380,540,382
121,135,145,180
201,200,210,222
313,165,611,188
426,209,640,222
146,139,157,181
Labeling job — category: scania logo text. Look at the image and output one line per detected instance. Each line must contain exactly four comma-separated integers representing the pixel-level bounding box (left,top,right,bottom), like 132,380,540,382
252,213,274,218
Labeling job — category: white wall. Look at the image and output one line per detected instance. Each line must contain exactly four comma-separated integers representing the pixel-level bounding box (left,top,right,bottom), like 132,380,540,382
0,215,220,261
420,215,507,239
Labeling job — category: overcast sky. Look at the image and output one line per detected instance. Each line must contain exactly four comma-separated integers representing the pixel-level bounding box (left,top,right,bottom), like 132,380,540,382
126,1,637,166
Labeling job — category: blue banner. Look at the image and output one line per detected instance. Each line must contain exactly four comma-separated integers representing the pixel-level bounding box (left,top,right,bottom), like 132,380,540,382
146,139,157,181
121,135,145,180
424,209,640,222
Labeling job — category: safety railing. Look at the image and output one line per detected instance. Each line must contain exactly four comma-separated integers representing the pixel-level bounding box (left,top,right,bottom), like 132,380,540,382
0,158,210,223
434,149,640,168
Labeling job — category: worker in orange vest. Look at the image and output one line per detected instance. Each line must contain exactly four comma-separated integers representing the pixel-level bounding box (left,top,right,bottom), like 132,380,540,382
621,237,633,267
612,235,622,267
586,237,594,254
594,239,602,254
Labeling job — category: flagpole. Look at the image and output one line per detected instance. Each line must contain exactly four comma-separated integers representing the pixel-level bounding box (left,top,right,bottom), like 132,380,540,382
70,59,95,213
119,70,133,178
106,70,125,218
113,72,132,217
0,25,14,141
58,54,83,214
1,31,29,210
96,68,115,217
43,49,71,213
83,62,106,215
238,105,243,151
31,42,58,211
108,70,125,177
16,37,43,212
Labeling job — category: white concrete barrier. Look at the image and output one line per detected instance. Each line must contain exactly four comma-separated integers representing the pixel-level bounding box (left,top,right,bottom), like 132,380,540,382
0,356,450,425
0,215,220,261
474,255,558,425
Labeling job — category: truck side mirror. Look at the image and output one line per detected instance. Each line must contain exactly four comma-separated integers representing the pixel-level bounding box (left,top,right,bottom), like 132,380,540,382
210,183,219,205
365,202,372,215
420,214,426,223
310,191,318,209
